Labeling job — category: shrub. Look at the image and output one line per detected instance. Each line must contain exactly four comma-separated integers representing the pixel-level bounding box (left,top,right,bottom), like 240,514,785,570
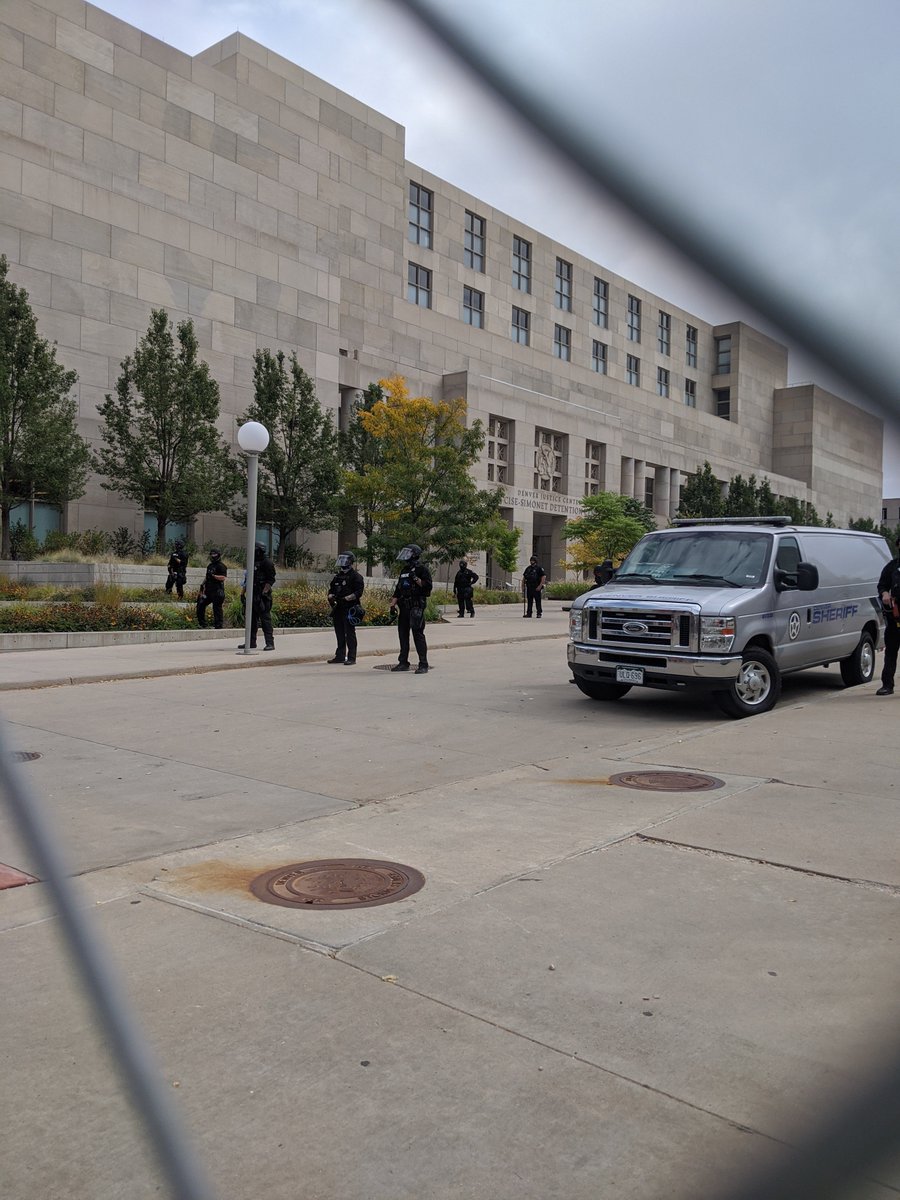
0,574,29,600
9,522,40,561
544,581,589,600
0,602,167,633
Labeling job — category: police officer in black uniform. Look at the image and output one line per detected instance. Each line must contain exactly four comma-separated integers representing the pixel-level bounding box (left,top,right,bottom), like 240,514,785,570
165,540,188,599
390,544,432,673
876,538,900,695
452,558,479,618
196,548,227,629
327,551,365,665
238,542,276,650
593,559,615,587
522,556,546,617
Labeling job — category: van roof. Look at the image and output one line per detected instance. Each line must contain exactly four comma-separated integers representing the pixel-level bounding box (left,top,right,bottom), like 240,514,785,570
664,520,885,538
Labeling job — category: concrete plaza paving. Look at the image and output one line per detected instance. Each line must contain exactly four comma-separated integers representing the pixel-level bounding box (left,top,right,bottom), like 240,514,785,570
1,604,899,1199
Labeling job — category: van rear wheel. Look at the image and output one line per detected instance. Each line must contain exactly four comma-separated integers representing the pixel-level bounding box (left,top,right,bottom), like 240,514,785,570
840,631,875,687
715,648,781,718
574,678,632,702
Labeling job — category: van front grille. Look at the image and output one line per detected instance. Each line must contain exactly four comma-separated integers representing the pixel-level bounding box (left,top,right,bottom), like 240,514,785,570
585,606,696,651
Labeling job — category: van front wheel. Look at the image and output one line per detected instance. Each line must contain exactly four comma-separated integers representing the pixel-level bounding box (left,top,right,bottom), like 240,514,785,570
715,648,781,718
840,631,875,687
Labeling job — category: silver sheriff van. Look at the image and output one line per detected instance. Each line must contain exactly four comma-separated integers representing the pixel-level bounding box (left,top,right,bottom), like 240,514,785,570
567,518,890,718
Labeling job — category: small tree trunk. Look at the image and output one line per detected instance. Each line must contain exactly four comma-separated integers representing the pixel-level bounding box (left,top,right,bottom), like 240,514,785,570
1,504,10,560
155,512,168,554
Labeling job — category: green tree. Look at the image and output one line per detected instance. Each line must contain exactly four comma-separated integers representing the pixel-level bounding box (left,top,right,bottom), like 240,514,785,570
346,376,503,566
756,477,777,514
0,256,89,558
677,462,724,518
340,382,388,575
724,473,760,517
562,491,650,571
234,350,340,566
486,520,522,576
94,309,238,552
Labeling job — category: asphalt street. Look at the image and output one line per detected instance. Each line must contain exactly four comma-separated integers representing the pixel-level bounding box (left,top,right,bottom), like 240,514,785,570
1,606,899,1199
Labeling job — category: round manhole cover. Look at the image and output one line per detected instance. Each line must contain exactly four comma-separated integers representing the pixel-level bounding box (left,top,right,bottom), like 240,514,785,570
249,859,426,910
6,751,41,763
609,770,724,792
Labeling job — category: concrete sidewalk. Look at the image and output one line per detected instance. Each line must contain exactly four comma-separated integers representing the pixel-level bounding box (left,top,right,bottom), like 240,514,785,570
0,600,567,690
1,609,899,1200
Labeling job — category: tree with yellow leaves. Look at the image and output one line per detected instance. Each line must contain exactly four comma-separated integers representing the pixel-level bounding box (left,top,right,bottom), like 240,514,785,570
341,376,504,569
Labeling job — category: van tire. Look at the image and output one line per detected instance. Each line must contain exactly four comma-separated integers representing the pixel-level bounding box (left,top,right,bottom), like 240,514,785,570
715,647,781,718
840,631,875,687
574,678,632,702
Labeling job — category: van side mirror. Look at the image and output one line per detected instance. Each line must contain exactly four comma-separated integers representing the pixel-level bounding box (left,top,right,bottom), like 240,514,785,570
796,561,818,590
774,562,819,591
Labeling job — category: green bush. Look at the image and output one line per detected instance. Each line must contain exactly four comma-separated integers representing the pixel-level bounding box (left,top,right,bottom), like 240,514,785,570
0,602,168,633
0,574,29,600
9,522,40,561
432,586,520,606
544,581,590,600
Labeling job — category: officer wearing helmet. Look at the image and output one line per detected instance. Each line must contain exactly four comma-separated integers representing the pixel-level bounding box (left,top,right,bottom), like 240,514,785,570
164,539,188,599
390,544,432,673
238,542,276,650
452,558,479,618
327,551,365,665
196,548,227,629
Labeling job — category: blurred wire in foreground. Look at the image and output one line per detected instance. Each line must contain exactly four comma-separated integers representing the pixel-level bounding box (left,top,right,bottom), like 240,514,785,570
388,1,900,1196
388,0,899,425
0,718,216,1200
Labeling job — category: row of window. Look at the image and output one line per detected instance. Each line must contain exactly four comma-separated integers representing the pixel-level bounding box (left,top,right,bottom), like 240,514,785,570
407,262,720,371
408,184,725,367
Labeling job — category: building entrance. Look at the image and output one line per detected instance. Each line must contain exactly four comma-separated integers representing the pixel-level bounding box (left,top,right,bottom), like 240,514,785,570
531,512,567,581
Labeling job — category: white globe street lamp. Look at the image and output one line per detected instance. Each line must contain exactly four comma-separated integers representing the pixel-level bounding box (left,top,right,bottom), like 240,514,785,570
237,421,270,655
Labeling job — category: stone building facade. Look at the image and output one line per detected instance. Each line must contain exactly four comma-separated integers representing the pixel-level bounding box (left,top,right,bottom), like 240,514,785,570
0,0,883,577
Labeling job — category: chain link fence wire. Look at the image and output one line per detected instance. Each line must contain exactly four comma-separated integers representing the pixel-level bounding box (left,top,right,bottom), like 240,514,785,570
0,720,216,1200
2,3,898,1198
388,2,900,1196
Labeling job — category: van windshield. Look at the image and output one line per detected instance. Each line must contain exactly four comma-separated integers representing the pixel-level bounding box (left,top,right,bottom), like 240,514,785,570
616,531,771,587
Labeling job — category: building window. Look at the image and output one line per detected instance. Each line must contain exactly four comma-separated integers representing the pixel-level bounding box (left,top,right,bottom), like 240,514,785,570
407,262,432,308
657,367,670,397
626,354,640,386
463,286,484,327
715,387,731,419
627,295,641,342
715,334,732,374
658,311,670,355
534,428,565,493
585,440,605,496
554,257,573,311
408,182,432,248
511,306,530,345
553,324,571,361
883,507,888,521
644,475,655,511
512,235,531,292
593,277,608,327
686,324,698,367
464,210,485,271
487,415,511,485
684,379,696,407
591,340,607,374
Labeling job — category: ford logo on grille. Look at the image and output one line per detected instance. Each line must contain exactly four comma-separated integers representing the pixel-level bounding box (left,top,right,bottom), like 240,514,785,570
622,620,649,635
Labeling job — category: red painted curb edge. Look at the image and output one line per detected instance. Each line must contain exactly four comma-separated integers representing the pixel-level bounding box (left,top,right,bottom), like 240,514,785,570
0,862,39,889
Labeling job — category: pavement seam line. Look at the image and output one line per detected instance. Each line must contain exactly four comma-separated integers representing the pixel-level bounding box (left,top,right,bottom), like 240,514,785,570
330,955,787,1144
635,834,900,894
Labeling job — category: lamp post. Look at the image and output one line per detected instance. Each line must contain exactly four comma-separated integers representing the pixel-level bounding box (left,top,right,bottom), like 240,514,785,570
237,420,270,655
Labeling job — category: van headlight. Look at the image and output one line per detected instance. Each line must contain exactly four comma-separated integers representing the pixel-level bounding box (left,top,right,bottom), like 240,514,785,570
700,616,736,652
569,609,583,640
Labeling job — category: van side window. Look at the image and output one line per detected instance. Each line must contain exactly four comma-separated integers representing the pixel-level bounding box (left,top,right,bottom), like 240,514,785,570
776,538,801,581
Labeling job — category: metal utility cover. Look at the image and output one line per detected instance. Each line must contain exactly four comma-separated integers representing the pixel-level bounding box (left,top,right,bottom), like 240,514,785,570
609,770,724,792
249,859,426,910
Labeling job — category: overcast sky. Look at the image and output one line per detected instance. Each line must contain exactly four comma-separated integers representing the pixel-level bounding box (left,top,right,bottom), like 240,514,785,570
95,0,900,496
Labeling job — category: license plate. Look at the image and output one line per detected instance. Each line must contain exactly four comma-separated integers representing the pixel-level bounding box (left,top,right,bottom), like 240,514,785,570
616,667,644,684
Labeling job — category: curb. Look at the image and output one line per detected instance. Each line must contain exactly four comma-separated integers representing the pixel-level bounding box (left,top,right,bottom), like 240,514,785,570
0,631,566,691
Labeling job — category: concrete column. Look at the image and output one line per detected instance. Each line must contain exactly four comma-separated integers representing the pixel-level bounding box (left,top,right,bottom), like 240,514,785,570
633,460,645,502
655,465,670,517
619,456,634,498
669,469,681,518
